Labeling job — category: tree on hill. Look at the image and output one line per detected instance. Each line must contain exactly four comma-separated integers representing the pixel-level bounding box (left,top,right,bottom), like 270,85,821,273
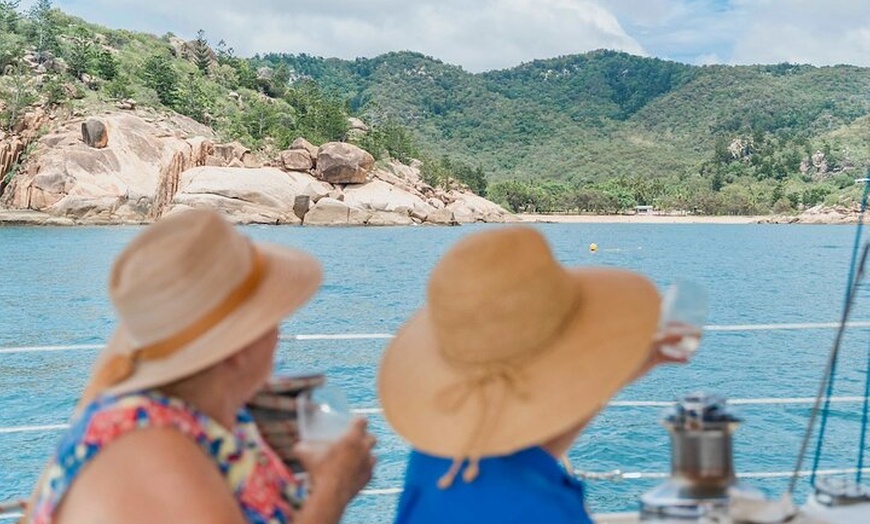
0,62,36,131
27,0,59,53
193,29,212,74
142,53,180,107
0,0,20,32
0,1,24,70
94,48,118,80
65,26,96,79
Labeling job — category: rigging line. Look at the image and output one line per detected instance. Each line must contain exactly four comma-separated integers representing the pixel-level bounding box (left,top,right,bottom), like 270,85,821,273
858,320,870,483
804,244,868,491
4,396,870,435
813,242,870,487
798,177,870,493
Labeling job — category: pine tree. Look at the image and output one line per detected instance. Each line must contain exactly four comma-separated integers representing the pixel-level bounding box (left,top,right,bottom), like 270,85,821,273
0,0,20,32
193,29,212,74
1,61,36,131
0,0,24,71
27,0,58,53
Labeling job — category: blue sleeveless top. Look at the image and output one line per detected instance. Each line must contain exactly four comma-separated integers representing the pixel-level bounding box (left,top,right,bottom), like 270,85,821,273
396,447,594,523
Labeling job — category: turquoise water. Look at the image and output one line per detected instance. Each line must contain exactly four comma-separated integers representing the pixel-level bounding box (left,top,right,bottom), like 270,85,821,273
2,223,870,522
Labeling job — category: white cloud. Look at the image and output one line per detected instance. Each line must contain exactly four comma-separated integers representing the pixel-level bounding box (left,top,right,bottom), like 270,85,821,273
34,0,645,72
731,0,870,66
19,0,870,69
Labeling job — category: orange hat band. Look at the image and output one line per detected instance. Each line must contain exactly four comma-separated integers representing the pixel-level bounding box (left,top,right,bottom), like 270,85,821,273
82,244,266,402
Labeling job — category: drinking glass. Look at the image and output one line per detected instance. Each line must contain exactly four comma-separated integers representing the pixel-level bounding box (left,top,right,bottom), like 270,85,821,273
657,280,709,359
297,382,353,454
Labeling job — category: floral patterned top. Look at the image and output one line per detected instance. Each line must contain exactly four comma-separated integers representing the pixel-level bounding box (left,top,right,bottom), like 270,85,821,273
30,390,302,523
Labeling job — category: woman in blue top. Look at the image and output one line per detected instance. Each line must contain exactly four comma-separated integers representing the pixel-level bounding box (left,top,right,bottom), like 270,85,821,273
378,226,688,524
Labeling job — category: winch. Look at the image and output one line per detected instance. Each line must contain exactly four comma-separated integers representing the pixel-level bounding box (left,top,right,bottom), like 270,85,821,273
640,392,761,520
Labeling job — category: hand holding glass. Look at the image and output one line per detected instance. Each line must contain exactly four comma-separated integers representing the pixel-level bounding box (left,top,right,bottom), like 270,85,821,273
297,383,353,455
657,280,709,360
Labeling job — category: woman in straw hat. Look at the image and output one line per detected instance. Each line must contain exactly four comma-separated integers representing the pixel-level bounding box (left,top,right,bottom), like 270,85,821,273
378,226,688,523
25,209,375,524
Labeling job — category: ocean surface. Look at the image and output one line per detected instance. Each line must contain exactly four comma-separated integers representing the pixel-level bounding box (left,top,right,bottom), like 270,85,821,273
2,222,870,522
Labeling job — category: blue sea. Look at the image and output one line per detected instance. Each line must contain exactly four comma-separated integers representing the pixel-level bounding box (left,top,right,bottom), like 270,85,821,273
3,222,870,522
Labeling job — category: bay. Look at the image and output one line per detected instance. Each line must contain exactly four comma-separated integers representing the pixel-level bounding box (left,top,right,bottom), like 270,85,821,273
1,222,868,521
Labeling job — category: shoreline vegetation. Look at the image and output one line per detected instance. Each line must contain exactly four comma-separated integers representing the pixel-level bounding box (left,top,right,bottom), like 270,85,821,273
517,213,763,224
1,209,861,226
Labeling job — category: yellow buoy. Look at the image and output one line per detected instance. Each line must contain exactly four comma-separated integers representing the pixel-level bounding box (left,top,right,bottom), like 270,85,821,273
589,243,598,253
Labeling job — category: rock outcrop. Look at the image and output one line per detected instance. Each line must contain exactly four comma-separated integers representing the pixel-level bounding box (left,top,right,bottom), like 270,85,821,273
316,142,374,184
0,111,516,226
760,204,861,225
1,111,214,223
171,167,304,224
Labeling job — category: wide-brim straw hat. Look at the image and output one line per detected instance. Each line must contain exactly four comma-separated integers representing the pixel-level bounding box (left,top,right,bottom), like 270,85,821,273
83,209,322,401
378,226,659,464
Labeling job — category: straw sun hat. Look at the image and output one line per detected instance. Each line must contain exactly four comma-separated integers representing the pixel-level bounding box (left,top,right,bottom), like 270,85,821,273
81,209,322,403
378,226,660,487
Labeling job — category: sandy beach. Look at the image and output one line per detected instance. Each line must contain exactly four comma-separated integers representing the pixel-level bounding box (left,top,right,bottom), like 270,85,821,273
517,214,763,224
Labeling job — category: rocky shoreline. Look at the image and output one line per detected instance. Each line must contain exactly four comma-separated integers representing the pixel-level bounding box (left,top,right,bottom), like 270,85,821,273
0,111,516,227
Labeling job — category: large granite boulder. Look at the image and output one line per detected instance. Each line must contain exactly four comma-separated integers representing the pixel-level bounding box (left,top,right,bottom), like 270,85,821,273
303,197,370,226
446,192,517,223
367,210,414,226
171,166,303,224
81,119,108,149
343,179,435,220
2,112,213,223
300,180,332,203
290,137,319,161
425,208,457,225
316,142,374,184
280,149,313,172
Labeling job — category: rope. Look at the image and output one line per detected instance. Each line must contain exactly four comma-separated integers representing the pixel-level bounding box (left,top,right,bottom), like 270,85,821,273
3,322,870,356
858,334,870,483
799,177,870,492
2,396,869,435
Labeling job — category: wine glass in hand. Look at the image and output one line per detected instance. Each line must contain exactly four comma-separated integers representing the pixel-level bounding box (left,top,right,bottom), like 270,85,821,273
657,280,709,360
297,382,353,458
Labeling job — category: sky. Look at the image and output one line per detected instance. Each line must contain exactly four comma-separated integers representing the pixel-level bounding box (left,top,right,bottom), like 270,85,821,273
18,0,870,72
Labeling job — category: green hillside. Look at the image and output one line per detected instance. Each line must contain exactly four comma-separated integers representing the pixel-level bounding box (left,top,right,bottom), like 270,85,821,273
265,51,870,214
2,1,870,215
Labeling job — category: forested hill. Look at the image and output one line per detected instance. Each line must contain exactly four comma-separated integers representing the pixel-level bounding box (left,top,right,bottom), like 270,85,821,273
3,0,870,215
263,51,870,214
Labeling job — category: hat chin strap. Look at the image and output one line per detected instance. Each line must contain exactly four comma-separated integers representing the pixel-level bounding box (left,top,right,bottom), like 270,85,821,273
432,295,583,489
79,244,266,407
435,361,531,489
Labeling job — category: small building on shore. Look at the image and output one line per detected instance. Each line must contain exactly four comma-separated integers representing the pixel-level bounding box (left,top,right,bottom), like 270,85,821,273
635,205,655,215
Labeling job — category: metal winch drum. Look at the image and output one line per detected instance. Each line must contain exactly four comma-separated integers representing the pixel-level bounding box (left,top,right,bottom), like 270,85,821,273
640,392,762,520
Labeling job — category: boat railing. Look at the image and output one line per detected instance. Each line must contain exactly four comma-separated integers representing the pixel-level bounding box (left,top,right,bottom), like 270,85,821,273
3,320,870,521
